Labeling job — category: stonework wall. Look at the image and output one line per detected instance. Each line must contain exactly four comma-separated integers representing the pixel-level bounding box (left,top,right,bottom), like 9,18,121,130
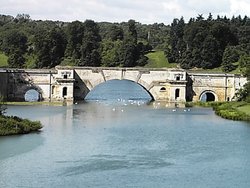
1,67,247,102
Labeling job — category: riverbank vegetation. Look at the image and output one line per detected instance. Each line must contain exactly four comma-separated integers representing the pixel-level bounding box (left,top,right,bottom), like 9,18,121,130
0,115,42,136
213,102,250,121
186,101,250,121
0,99,42,136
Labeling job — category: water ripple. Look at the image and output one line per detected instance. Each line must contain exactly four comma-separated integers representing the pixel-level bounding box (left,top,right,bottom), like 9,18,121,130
58,155,173,176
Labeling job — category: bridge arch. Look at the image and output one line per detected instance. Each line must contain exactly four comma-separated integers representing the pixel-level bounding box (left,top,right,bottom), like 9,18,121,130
21,85,44,101
83,79,154,101
199,90,218,102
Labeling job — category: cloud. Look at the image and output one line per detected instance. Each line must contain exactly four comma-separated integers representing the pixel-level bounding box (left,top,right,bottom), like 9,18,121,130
0,0,249,24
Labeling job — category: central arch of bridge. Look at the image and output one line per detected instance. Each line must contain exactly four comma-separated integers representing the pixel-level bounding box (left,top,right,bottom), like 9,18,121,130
73,68,167,101
85,79,154,101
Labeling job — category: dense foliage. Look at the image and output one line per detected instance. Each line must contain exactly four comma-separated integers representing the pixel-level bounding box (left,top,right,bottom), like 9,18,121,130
0,14,171,68
0,115,42,136
166,14,250,71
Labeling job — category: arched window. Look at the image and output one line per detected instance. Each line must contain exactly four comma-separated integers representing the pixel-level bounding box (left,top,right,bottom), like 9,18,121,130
160,87,166,91
63,87,67,97
175,88,180,99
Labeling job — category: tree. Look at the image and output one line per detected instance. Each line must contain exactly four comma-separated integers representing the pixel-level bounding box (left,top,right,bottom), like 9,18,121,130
2,30,27,68
34,27,67,68
2,30,27,55
80,20,101,66
8,50,26,68
109,25,124,41
65,21,84,59
168,17,185,63
221,46,239,72
120,20,138,67
101,39,123,67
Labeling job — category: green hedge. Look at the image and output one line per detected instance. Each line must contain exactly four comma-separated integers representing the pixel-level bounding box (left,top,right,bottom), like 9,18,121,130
213,103,250,121
0,115,42,136
186,101,250,121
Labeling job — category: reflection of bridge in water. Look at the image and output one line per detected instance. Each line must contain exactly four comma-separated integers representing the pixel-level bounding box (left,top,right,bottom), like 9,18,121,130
0,66,247,103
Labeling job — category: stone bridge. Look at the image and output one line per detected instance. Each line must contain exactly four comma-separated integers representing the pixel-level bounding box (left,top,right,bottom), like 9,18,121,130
0,66,247,103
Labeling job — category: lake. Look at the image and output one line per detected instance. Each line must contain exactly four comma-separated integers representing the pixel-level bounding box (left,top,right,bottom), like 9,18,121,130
1,80,250,188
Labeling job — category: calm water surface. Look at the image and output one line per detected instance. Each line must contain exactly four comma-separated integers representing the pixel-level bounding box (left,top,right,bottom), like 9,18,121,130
1,80,250,188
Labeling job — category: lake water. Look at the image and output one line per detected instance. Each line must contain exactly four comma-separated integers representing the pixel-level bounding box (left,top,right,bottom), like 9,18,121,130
1,80,250,188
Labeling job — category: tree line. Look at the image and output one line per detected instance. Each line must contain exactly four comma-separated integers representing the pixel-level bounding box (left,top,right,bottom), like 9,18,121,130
166,14,250,72
0,14,170,69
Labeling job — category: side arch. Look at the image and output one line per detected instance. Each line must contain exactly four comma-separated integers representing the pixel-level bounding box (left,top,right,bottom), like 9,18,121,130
21,85,44,101
199,90,218,102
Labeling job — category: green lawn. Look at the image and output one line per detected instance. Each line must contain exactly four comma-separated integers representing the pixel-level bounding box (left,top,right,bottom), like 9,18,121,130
0,52,8,67
237,104,250,115
145,50,178,68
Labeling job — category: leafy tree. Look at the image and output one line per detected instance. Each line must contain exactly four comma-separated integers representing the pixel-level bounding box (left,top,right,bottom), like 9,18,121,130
2,30,27,68
101,39,123,67
2,30,27,55
221,46,239,72
65,21,84,59
168,17,185,63
34,27,66,68
8,50,26,68
109,25,124,41
121,20,138,67
80,20,101,66
200,34,220,68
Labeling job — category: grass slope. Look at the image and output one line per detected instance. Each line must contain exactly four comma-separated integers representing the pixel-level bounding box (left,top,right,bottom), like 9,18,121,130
0,52,8,67
145,50,178,68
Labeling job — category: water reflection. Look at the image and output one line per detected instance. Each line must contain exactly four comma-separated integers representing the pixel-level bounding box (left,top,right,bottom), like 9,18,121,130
85,79,152,102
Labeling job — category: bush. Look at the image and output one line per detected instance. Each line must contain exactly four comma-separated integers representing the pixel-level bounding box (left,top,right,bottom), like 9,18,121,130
0,115,42,136
213,103,250,121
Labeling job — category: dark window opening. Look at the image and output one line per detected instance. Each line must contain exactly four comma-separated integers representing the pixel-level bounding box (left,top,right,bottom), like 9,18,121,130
64,74,68,79
63,87,67,97
227,97,230,101
52,86,55,94
176,76,180,81
175,88,180,99
160,87,166,91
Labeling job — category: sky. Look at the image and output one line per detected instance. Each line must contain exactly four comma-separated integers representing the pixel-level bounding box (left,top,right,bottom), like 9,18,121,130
1,0,250,24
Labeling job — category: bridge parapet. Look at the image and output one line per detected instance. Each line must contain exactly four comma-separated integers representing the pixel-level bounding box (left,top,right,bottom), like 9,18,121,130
0,67,247,102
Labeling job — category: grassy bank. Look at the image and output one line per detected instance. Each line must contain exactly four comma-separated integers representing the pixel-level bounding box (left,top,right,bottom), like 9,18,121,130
0,115,42,136
187,101,250,121
0,52,8,67
145,50,178,68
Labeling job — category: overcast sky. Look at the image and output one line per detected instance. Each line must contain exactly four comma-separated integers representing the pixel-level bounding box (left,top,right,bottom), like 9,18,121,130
1,0,250,24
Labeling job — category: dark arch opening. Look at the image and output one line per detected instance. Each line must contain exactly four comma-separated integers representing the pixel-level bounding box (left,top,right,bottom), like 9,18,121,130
85,79,153,102
24,89,40,102
175,88,180,99
63,87,67,97
200,91,216,102
160,87,166,91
